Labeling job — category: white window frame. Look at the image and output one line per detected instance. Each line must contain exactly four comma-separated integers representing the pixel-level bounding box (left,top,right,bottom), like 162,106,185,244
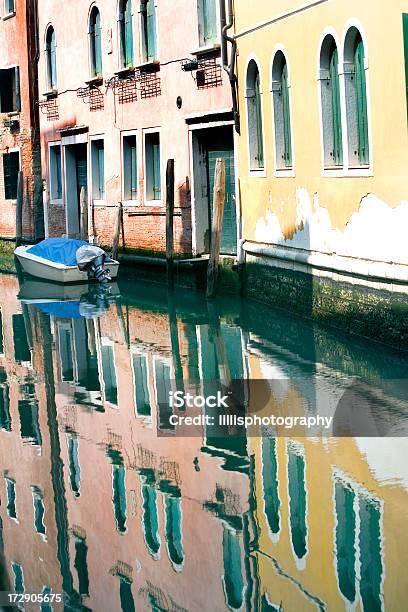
3,0,15,19
138,0,160,66
89,134,105,206
194,0,221,54
270,45,295,177
121,129,139,206
245,55,267,178
143,127,162,206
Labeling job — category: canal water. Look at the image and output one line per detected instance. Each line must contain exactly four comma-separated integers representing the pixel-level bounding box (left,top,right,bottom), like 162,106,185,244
0,269,407,611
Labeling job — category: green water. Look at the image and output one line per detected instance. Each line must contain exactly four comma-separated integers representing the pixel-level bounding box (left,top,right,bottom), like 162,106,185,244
0,270,407,611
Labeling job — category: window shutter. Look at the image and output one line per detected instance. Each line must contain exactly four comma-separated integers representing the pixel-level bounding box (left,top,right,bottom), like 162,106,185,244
146,0,157,61
14,66,21,112
153,141,161,199
94,12,102,76
131,143,137,199
124,0,133,67
281,64,292,167
330,47,343,165
403,14,408,117
98,145,104,199
50,32,57,88
203,0,217,46
354,40,369,164
254,72,264,168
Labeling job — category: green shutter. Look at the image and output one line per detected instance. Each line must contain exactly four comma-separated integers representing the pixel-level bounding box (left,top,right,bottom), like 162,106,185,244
281,63,292,167
254,72,264,168
152,140,161,199
98,144,104,199
50,30,57,88
124,0,133,67
94,11,102,76
146,0,157,61
130,142,137,199
403,15,408,118
14,66,21,112
55,147,62,198
354,40,369,165
203,0,217,45
330,47,343,165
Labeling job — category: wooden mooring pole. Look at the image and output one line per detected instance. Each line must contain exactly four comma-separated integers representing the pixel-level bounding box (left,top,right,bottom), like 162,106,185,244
79,186,88,241
166,159,175,289
16,171,23,247
206,158,226,299
112,201,123,260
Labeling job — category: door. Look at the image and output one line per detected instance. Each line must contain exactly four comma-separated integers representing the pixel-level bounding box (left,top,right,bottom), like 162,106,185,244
207,148,237,255
65,143,88,238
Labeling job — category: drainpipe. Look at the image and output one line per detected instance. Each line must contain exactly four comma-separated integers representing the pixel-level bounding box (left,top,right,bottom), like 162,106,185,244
220,0,240,133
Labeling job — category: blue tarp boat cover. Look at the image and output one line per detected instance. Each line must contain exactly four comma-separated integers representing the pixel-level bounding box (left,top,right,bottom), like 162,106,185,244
27,238,89,267
34,301,82,319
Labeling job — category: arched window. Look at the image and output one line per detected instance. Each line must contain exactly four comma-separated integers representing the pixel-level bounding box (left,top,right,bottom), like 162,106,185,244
319,35,343,167
344,28,369,166
45,26,57,90
119,0,133,68
271,51,292,169
246,59,264,171
89,7,102,77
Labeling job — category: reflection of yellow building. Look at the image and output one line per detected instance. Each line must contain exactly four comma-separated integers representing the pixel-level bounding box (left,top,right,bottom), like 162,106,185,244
233,0,408,348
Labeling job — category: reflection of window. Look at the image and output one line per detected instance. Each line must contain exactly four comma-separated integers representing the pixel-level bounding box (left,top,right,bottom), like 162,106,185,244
18,385,42,446
91,139,105,201
11,561,24,595
287,440,307,563
3,151,20,200
246,60,264,170
59,326,74,381
154,359,173,430
222,525,244,610
12,314,30,363
67,434,81,497
0,310,3,353
320,36,343,167
141,477,160,556
0,66,20,112
32,486,46,538
101,340,117,405
334,479,356,603
0,374,11,432
145,132,161,201
5,0,15,15
344,28,369,166
359,495,383,611
41,586,53,612
119,574,135,612
132,353,150,416
262,437,280,538
119,0,133,68
123,134,138,201
164,492,184,568
74,536,90,596
45,25,57,89
5,477,17,519
112,464,127,534
140,0,157,62
198,0,217,47
89,6,102,77
49,144,62,200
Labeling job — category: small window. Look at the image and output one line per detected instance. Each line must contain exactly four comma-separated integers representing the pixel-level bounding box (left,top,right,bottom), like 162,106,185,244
145,132,161,201
45,26,57,90
11,562,24,594
89,7,102,77
123,134,138,201
132,353,150,415
119,0,133,68
74,536,90,596
67,434,81,497
287,441,307,563
49,144,62,200
91,139,105,201
320,36,343,167
3,151,19,200
18,396,42,446
198,0,217,47
140,0,157,62
246,60,264,170
0,67,20,112
112,464,127,533
344,28,369,166
5,477,17,519
272,51,292,169
119,574,135,612
155,359,173,430
5,0,15,15
12,313,30,363
0,379,11,432
31,486,46,538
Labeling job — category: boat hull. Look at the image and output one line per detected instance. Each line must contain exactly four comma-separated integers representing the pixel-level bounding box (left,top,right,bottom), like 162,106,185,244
15,246,119,283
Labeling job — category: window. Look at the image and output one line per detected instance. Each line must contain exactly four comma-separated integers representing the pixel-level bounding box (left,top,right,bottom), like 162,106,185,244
0,374,11,432
49,144,62,200
262,437,280,538
287,440,307,564
5,477,17,519
67,434,81,497
320,36,343,167
164,492,184,568
18,394,42,447
58,325,74,381
132,353,150,415
344,28,369,166
101,340,117,405
141,476,160,556
89,7,102,77
119,575,135,612
5,0,15,16
0,67,20,112
222,525,244,610
145,131,161,201
140,0,157,62
334,479,356,603
123,134,138,201
3,151,19,200
91,139,105,202
74,536,90,596
198,0,217,47
155,359,173,430
246,60,264,171
45,26,57,90
119,0,133,68
272,51,292,169
12,313,30,363
112,464,127,533
11,562,24,594
31,486,46,538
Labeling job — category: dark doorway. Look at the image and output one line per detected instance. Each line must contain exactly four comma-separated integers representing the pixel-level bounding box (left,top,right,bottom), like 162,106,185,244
64,143,88,238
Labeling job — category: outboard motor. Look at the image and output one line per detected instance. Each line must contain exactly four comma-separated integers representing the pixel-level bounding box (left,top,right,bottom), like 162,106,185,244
76,245,111,283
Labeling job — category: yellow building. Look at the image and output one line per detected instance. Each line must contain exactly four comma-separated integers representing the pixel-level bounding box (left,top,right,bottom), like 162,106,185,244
232,0,408,349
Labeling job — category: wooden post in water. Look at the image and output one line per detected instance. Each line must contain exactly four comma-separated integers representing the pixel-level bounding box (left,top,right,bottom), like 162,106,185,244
206,158,226,299
16,171,23,246
79,186,88,241
112,201,123,260
166,159,175,289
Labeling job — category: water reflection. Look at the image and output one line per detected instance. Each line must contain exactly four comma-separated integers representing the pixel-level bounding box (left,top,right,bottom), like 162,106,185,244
0,272,406,610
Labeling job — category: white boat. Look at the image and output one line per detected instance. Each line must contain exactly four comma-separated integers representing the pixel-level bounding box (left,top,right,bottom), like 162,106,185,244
15,241,119,284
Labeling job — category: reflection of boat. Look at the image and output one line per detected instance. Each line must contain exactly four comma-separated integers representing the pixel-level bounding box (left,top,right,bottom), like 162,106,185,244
19,279,120,320
15,238,119,283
